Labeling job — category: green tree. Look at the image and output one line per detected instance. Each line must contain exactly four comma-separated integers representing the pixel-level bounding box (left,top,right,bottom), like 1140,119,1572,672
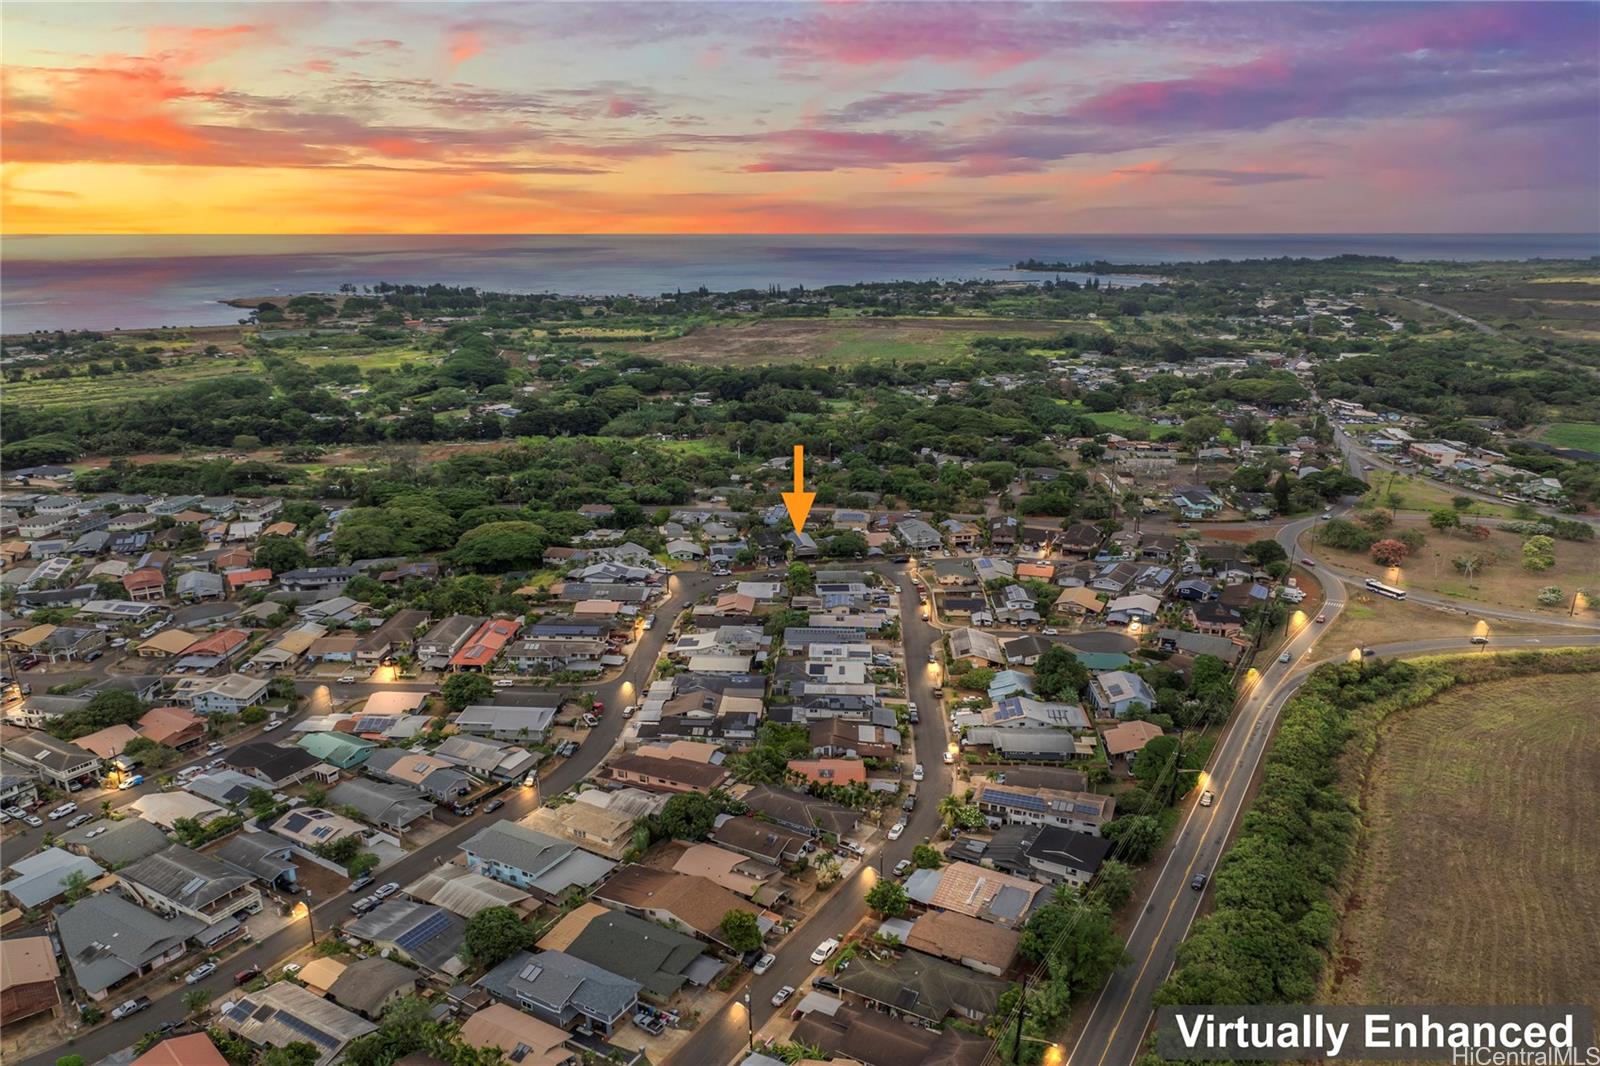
786,561,815,595
451,521,548,572
184,988,212,1015
1087,859,1136,911
1522,534,1556,572
441,672,494,711
1244,538,1287,566
910,843,943,869
1428,508,1460,532
463,906,535,966
718,908,763,952
865,879,910,918
260,1044,320,1066
61,869,93,903
1451,495,1474,511
1034,644,1090,702
654,791,723,840
1103,814,1164,864
254,535,310,573
1536,586,1563,607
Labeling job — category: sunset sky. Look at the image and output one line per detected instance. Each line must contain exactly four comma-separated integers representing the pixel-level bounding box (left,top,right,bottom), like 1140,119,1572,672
3,1,1596,234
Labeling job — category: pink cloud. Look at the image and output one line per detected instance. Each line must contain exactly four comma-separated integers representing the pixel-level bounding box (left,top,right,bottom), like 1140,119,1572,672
447,29,483,66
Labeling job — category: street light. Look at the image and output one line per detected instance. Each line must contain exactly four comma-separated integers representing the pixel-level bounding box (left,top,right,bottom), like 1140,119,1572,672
292,891,316,946
742,989,754,1051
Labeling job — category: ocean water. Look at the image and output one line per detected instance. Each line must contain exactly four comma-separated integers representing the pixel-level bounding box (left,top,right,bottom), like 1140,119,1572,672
2,233,1596,334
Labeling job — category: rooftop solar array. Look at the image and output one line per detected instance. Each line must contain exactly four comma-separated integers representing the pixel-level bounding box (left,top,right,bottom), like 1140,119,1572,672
980,788,1047,812
396,909,454,952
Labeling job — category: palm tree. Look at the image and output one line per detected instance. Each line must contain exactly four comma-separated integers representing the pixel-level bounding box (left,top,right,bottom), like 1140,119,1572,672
937,794,965,828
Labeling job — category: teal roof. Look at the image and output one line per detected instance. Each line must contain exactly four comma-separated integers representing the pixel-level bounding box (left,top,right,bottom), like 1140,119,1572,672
297,731,376,767
1074,652,1133,672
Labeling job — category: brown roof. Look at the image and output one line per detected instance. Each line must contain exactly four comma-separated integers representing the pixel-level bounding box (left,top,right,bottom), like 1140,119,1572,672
596,865,760,939
0,935,60,989
138,706,205,746
905,909,1020,972
1101,720,1165,757
602,753,730,792
131,1034,229,1066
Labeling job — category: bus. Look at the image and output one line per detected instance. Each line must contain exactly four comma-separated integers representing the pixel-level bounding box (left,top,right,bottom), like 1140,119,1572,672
1365,578,1407,600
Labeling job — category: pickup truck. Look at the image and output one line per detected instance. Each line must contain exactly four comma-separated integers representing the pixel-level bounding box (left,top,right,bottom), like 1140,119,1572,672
110,997,151,1021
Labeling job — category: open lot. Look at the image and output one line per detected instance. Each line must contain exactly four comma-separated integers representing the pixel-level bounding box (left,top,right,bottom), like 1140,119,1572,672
627,316,1075,365
1361,473,1516,519
1305,518,1599,615
1320,593,1582,653
1536,421,1600,454
1324,673,1600,1014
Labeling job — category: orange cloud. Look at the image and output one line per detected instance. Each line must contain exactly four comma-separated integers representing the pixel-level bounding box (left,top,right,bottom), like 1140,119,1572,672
447,29,483,66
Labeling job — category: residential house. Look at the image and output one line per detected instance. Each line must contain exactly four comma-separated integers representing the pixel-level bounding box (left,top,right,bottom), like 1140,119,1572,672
433,735,540,783
830,949,1008,1026
1102,720,1165,767
327,779,434,835
1089,670,1157,718
402,864,533,920
787,758,867,788
297,731,376,770
549,904,715,1004
326,956,419,1020
215,978,377,1066
117,844,263,943
457,1002,578,1066
9,732,99,789
1184,601,1244,637
355,608,429,665
122,568,167,601
519,803,637,861
224,741,327,788
2,848,106,909
1105,592,1162,627
176,572,227,601
904,860,1044,928
0,935,63,1026
56,894,203,1001
973,781,1116,835
593,866,767,951
364,748,474,801
739,784,859,839
344,900,467,976
894,518,942,551
1155,628,1243,666
137,706,207,750
460,821,616,901
904,909,1019,976
808,719,900,759
416,615,486,669
707,816,810,866
600,753,730,794
130,1034,230,1066
453,702,558,743
268,808,366,850
477,950,640,1036
1021,825,1114,887
276,567,358,593
450,618,520,672
214,834,298,892
790,1006,991,1066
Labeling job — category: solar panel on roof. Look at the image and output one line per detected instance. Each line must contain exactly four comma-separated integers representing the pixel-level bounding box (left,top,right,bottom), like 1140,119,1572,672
982,788,1047,812
251,1003,275,1021
396,909,453,951
227,1000,255,1022
276,1013,339,1050
354,715,391,733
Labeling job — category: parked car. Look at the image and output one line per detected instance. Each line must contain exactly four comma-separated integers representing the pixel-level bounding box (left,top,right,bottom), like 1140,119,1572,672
233,965,261,986
118,774,145,790
752,953,777,976
809,938,840,964
907,708,920,725
893,859,912,877
942,750,954,765
336,674,357,684
901,794,916,812
912,764,925,782
48,803,77,820
483,799,505,814
771,985,795,1008
3,806,25,819
1470,635,1490,645
350,896,379,915
24,815,43,828
887,820,906,841
184,963,216,985
110,997,151,1020
582,713,599,728
810,975,840,993
205,742,224,755
372,882,400,899
347,874,376,894
622,704,636,718
65,813,92,829
262,719,283,732
492,679,515,688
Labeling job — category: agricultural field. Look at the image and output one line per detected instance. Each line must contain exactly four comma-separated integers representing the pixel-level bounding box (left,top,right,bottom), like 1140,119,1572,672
630,316,1074,365
1323,672,1600,1014
4,357,259,409
1536,421,1600,455
1305,517,1599,615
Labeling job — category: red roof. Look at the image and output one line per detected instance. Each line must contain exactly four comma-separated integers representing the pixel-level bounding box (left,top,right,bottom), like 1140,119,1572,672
449,618,519,668
181,628,249,657
225,568,273,588
121,568,165,592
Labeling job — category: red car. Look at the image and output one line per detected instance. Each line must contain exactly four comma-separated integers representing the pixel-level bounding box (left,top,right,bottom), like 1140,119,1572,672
590,699,604,713
233,966,261,986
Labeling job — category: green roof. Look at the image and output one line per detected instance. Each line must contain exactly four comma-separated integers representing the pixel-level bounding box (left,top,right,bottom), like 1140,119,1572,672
297,731,377,768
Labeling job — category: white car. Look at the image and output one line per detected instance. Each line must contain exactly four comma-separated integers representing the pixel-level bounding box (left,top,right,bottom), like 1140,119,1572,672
771,985,795,1008
582,713,599,728
810,938,840,964
1042,627,1058,635
373,881,400,899
185,962,216,984
912,764,925,782
887,820,906,841
492,679,515,688
1200,790,1215,807
262,719,283,732
24,815,43,828
3,806,25,819
1279,651,1292,663
942,750,955,765
752,953,777,975
622,704,636,718
48,803,77,820
337,675,357,684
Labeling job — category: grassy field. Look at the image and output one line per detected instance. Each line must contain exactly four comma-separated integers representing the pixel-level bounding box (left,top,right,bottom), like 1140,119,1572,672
1323,673,1600,1014
1362,473,1516,519
5,359,260,409
1305,517,1599,615
630,316,1075,365
1054,402,1155,434
1320,594,1582,652
1536,421,1600,453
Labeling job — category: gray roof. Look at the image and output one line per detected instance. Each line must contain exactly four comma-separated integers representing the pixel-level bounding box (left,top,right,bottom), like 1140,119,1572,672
216,834,297,884
61,817,171,866
565,910,708,1000
119,844,252,910
219,979,377,1063
345,900,465,973
461,822,573,876
1,847,105,907
453,704,556,735
326,956,418,1016
10,732,97,773
328,778,434,828
57,893,205,996
477,949,640,1022
184,770,264,807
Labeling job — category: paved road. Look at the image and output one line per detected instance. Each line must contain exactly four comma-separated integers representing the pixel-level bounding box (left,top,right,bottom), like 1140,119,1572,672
664,562,954,1066
1400,295,1502,336
18,570,724,1066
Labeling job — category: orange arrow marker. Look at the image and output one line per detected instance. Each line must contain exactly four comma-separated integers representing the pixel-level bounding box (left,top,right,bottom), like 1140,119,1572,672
781,444,816,533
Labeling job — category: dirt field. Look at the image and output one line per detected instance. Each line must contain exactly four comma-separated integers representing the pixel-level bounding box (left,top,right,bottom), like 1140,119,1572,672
1303,518,1599,615
628,316,1075,365
1324,673,1600,1014
1321,593,1584,652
